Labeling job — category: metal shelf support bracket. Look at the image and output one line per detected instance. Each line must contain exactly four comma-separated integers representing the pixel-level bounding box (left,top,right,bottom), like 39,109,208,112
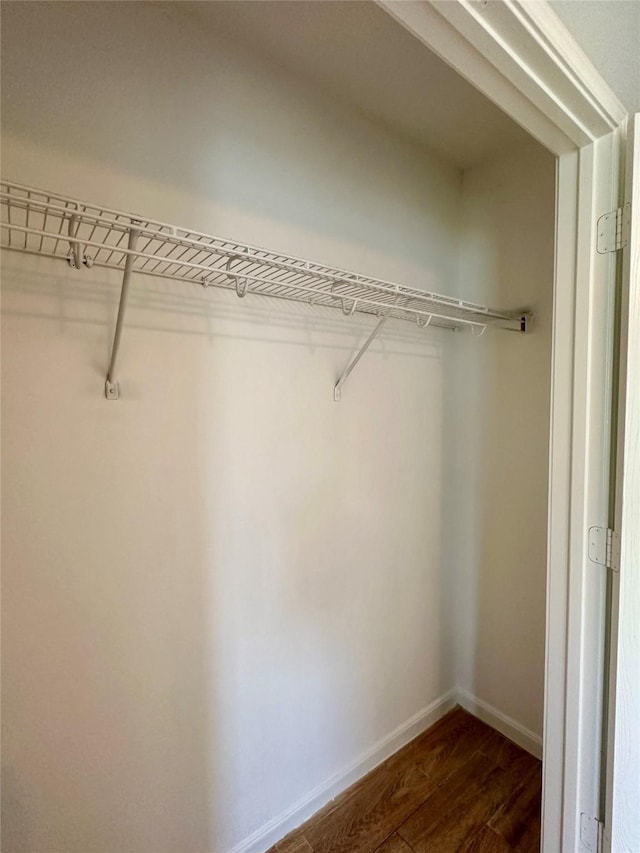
503,312,532,333
334,313,389,402
67,211,93,269
0,180,536,400
104,227,140,400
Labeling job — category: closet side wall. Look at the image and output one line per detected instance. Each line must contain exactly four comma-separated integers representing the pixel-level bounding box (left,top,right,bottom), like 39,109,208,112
445,140,555,742
1,4,461,852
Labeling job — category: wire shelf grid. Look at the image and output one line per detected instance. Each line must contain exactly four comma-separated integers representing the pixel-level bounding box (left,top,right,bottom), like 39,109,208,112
0,180,528,333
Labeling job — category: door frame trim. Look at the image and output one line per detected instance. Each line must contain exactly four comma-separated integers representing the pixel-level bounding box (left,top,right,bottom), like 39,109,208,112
605,113,640,853
376,2,628,849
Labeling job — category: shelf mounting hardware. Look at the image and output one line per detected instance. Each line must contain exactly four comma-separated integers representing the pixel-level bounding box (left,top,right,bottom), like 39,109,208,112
471,324,488,337
68,211,93,269
0,180,535,398
224,256,249,298
334,313,389,402
334,292,400,402
416,315,433,328
597,203,631,253
105,226,140,400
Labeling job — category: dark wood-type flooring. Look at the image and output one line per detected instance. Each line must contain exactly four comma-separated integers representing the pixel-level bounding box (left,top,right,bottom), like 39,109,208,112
268,707,541,853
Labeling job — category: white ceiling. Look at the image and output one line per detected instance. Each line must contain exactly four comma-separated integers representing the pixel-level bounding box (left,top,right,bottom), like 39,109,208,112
183,1,532,171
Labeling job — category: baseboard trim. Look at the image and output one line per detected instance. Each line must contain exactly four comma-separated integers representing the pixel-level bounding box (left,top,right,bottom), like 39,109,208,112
229,688,457,853
230,687,542,852
456,688,543,759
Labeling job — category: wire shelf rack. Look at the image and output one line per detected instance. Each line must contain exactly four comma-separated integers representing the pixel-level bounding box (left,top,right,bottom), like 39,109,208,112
0,179,531,399
0,180,529,329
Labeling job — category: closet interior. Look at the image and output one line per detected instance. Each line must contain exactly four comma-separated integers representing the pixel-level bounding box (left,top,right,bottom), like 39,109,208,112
0,2,555,852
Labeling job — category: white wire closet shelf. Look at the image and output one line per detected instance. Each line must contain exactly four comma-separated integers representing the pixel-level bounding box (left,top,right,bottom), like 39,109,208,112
0,179,531,400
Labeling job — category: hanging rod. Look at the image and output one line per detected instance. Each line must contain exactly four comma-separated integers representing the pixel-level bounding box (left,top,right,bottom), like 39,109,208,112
0,179,532,398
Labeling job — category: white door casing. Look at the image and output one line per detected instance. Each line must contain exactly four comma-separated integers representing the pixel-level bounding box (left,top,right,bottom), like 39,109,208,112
376,2,629,849
605,112,640,853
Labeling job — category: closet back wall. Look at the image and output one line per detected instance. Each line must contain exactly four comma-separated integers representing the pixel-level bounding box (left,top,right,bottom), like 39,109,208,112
448,142,554,742
1,3,461,852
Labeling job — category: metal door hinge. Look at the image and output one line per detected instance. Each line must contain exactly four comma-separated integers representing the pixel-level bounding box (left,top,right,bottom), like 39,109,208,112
580,813,603,852
588,526,620,572
597,203,631,253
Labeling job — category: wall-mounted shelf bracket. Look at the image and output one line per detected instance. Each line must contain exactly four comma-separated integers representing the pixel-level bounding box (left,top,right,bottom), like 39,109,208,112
334,312,390,402
67,211,94,269
0,180,535,399
519,312,532,333
105,378,120,400
104,226,140,400
501,312,532,333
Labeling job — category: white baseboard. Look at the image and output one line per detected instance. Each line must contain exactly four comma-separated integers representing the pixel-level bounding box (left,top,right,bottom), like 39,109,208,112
229,687,457,853
456,688,543,759
230,686,543,853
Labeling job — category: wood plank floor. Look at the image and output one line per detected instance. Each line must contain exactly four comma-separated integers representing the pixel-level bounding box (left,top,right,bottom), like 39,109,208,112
268,707,541,853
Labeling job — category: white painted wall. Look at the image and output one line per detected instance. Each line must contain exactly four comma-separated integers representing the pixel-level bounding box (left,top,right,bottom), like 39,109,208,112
0,3,554,851
445,140,555,740
548,0,640,114
1,4,460,853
